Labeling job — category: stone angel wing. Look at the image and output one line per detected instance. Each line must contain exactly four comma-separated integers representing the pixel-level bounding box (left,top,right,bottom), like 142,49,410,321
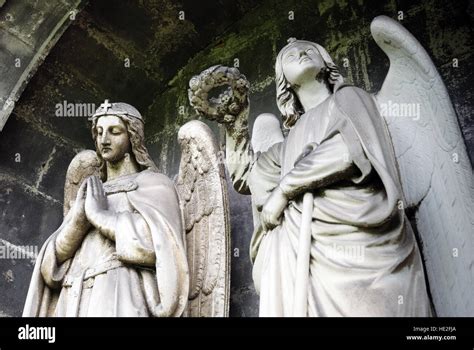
175,120,231,317
251,113,284,155
63,150,100,216
371,15,474,316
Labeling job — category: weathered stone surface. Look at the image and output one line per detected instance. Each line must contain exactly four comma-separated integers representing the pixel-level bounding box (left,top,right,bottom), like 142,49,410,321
37,144,78,202
227,176,259,317
0,179,62,247
0,256,34,317
0,115,61,185
0,0,85,130
440,59,474,164
0,0,472,317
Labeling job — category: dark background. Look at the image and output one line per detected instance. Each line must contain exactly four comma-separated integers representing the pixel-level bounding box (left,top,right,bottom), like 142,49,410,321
0,0,472,317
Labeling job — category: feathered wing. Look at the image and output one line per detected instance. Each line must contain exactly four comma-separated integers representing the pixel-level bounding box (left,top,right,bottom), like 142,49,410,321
371,15,474,316
251,113,284,154
63,150,100,216
175,120,231,317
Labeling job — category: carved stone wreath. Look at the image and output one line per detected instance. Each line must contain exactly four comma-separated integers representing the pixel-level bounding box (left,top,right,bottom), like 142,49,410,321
188,65,250,124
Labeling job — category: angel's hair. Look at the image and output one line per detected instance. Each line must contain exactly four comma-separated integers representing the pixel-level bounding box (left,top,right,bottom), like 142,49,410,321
91,115,158,181
275,39,344,129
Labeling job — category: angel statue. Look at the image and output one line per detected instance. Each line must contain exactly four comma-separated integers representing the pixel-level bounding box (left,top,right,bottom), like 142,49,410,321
188,15,474,317
23,101,230,317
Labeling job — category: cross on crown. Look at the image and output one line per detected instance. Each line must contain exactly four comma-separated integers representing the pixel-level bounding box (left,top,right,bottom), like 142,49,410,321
91,100,143,122
99,99,112,112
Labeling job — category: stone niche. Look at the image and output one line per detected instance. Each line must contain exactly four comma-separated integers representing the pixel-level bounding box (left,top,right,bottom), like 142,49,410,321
0,0,472,317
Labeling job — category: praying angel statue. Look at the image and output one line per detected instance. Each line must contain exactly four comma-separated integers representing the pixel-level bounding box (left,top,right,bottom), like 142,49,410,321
24,101,231,317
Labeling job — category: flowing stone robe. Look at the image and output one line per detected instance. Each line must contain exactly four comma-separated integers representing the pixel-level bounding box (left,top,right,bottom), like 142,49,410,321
23,170,189,317
233,85,432,317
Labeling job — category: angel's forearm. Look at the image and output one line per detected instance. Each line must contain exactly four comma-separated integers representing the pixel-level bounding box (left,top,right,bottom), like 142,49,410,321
225,127,255,195
279,163,357,200
88,209,117,241
279,136,359,200
89,210,155,266
41,238,70,289
55,220,89,263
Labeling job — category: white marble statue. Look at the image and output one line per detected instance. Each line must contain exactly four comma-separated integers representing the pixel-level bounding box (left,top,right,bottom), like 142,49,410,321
23,102,230,317
189,16,474,317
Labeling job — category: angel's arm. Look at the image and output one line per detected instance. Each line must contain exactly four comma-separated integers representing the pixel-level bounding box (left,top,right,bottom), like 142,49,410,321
188,66,258,195
225,124,256,195
40,203,88,288
278,132,371,200
54,181,90,263
226,111,286,195
53,150,101,263
40,237,71,289
39,212,78,288
53,216,89,263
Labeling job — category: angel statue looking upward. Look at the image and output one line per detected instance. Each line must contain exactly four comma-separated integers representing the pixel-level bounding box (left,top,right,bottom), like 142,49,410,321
189,16,474,317
23,101,231,317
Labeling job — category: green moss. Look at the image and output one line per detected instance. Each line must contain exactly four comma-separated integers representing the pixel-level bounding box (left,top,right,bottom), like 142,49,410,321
141,0,474,174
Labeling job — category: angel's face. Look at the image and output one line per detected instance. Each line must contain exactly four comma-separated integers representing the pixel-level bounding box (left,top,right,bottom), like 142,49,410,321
96,115,131,163
281,43,325,87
